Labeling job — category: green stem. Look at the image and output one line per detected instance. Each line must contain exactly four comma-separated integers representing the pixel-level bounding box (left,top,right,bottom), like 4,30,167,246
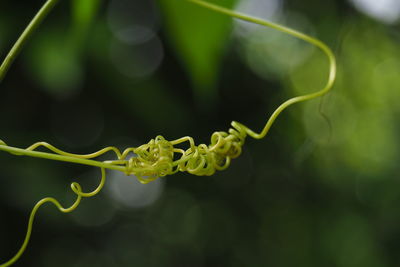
0,0,60,83
0,144,125,172
0,168,106,267
187,0,337,140
0,2,338,266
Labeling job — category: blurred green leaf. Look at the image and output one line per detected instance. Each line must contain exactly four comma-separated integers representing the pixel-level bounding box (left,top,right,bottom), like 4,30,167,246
71,0,100,25
26,30,83,97
23,0,102,97
158,0,236,104
71,0,101,46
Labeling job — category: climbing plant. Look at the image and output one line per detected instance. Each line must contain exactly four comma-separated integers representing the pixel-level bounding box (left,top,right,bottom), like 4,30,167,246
0,0,336,266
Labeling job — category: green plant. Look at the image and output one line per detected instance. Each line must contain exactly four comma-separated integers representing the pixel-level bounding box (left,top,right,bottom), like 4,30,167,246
0,0,336,266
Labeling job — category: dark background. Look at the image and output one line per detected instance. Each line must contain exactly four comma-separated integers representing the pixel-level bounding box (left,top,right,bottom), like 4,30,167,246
1,0,400,266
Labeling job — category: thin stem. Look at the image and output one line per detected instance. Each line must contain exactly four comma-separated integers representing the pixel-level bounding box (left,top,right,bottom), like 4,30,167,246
0,0,60,83
0,168,106,267
0,144,126,173
0,2,338,265
187,0,337,140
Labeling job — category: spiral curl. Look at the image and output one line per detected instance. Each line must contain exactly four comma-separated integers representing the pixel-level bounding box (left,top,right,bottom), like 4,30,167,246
0,123,249,267
0,122,248,183
174,122,247,176
0,0,337,266
123,121,247,179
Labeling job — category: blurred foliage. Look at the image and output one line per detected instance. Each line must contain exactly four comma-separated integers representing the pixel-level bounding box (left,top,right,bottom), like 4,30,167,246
159,0,236,106
1,0,400,267
71,0,101,31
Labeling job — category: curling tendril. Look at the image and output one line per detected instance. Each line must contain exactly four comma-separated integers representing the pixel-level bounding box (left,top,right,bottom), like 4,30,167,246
0,0,337,266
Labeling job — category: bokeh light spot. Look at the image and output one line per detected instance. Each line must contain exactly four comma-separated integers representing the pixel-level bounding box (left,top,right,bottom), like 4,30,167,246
107,169,164,209
349,0,400,24
239,12,315,79
109,36,164,79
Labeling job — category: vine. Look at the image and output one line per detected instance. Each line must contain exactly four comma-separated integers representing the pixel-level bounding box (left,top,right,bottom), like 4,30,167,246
0,0,336,266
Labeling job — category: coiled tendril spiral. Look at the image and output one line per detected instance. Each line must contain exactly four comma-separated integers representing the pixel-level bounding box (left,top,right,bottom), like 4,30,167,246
0,121,248,184
0,122,250,267
0,0,337,266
